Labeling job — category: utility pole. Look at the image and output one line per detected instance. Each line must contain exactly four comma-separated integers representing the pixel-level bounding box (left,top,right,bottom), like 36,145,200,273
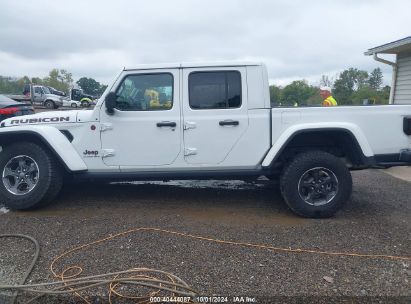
30,82,34,105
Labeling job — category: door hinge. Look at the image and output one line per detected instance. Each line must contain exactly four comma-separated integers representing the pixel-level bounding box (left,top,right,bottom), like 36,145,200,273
102,149,115,158
184,121,197,130
184,148,197,156
101,123,113,132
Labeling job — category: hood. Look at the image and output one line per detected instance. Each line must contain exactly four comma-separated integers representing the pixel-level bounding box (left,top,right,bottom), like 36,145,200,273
1,110,85,127
45,94,63,101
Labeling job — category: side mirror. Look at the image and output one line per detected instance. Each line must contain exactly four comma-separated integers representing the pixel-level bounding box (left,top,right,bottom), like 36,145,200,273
105,92,117,115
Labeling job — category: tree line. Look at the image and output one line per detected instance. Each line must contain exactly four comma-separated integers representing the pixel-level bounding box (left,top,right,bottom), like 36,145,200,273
1,66,390,105
0,69,107,97
270,67,390,107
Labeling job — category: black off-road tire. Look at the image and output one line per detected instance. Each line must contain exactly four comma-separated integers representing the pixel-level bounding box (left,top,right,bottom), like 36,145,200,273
44,100,55,109
0,142,63,210
280,151,352,218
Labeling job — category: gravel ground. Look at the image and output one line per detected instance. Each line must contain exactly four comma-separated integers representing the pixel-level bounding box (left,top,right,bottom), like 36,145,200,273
0,170,410,304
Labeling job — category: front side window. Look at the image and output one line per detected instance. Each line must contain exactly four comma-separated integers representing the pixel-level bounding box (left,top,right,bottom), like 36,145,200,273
115,73,173,111
189,71,241,109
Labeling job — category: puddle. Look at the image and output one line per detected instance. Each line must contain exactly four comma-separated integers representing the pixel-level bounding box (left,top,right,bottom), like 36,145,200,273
0,207,9,214
15,206,103,218
163,205,307,227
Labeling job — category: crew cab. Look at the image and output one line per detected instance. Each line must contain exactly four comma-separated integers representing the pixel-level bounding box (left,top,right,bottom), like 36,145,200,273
0,62,410,218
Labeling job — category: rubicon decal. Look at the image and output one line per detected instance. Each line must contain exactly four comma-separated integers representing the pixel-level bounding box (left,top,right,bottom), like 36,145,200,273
10,117,70,124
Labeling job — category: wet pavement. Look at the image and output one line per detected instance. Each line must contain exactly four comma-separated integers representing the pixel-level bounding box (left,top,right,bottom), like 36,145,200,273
0,170,410,303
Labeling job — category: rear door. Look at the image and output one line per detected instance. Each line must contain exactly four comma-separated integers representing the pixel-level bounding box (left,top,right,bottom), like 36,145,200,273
181,67,249,165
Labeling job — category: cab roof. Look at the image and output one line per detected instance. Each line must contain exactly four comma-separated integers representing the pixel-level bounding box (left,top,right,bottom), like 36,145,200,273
123,61,263,71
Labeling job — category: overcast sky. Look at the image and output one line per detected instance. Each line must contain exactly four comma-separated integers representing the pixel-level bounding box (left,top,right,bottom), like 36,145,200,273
0,0,410,86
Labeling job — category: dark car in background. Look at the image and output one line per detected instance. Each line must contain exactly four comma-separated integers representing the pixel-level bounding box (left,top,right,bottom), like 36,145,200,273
47,86,66,97
0,94,34,122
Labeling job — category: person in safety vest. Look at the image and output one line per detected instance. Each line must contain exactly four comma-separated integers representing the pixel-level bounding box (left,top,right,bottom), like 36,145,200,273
320,86,338,107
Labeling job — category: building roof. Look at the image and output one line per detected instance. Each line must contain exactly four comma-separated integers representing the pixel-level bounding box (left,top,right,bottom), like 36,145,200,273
124,61,262,71
365,36,411,55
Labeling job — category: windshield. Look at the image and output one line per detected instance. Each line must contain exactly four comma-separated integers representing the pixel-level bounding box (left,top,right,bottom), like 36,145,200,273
42,87,51,94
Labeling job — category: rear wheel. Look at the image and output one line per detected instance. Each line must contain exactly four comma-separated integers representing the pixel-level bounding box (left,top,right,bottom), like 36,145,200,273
0,142,63,210
280,151,352,218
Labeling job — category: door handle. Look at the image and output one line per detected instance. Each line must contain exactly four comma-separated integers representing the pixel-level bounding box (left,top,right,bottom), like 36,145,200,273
157,121,176,127
219,120,239,126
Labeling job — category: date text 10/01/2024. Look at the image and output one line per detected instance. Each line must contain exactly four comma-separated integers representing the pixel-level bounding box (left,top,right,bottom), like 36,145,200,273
149,296,257,303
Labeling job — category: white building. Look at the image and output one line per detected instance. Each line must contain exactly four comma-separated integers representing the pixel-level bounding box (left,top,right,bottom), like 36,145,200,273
365,36,411,104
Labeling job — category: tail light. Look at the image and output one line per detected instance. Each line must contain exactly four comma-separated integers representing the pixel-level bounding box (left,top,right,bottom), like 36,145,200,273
0,107,19,115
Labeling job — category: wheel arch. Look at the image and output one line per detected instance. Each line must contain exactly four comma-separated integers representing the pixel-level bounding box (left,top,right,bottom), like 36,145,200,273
262,126,375,169
0,127,87,172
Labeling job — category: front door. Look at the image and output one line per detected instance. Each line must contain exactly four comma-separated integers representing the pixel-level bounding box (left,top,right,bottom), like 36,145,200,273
100,69,181,167
182,67,249,165
33,87,44,104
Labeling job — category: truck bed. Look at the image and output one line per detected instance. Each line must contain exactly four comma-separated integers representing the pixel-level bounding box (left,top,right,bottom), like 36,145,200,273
6,94,31,103
270,104,411,159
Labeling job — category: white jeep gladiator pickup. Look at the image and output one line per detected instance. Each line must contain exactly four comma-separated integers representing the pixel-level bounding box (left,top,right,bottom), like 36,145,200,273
0,62,410,218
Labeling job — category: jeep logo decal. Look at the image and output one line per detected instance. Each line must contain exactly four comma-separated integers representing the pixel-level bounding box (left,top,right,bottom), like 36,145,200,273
83,150,99,157
10,117,70,124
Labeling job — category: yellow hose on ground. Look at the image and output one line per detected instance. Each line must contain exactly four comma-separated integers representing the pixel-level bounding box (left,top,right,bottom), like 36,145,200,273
1,227,410,304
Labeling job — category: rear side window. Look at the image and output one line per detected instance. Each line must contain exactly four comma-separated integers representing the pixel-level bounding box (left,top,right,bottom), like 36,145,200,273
189,71,241,109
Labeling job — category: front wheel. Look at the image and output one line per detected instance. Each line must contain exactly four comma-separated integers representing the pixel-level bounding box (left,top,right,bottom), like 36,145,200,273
0,142,63,210
280,151,352,218
71,103,78,108
44,100,55,109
